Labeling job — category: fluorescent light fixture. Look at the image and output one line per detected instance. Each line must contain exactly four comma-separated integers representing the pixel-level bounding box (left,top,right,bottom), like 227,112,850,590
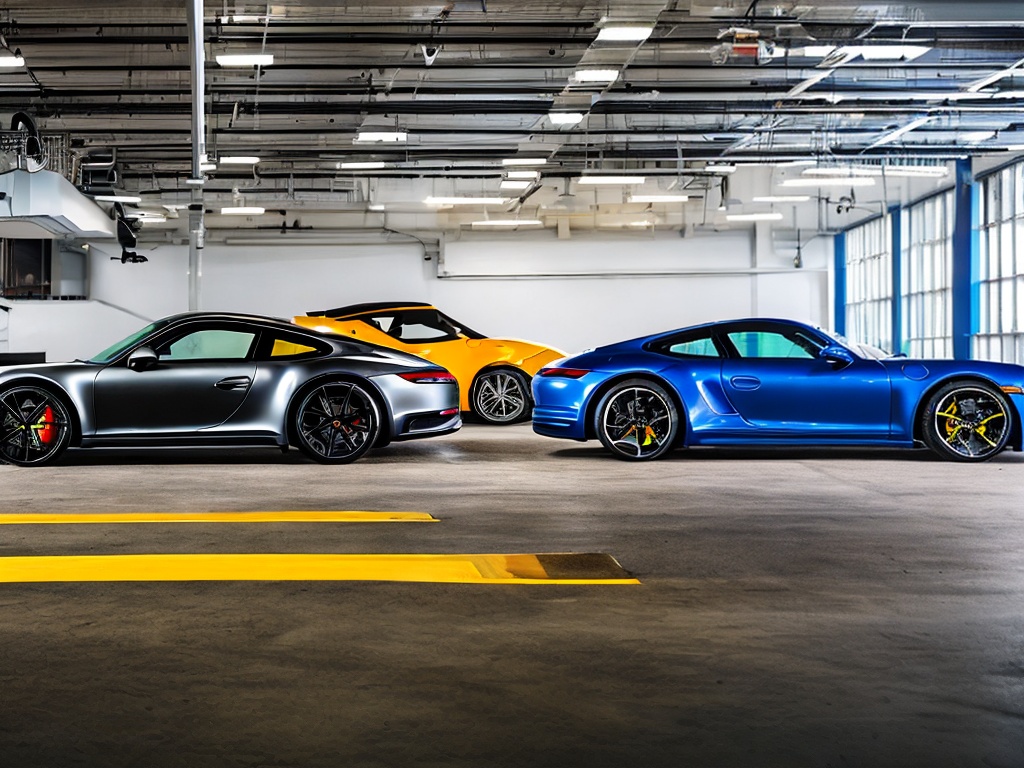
220,15,262,23
629,194,689,203
505,170,539,180
868,116,933,149
502,158,547,166
339,161,387,170
0,55,25,67
92,194,142,204
219,155,261,165
752,195,811,203
596,25,653,42
572,69,620,83
355,131,407,143
706,164,737,174
367,203,386,212
790,45,836,58
425,196,508,205
1004,144,1024,151
125,212,168,223
577,175,646,185
215,53,274,67
781,177,876,188
471,219,544,228
220,206,265,215
961,130,996,144
548,112,586,125
726,212,784,222
200,162,217,172
857,45,930,61
965,56,1024,93
500,180,531,190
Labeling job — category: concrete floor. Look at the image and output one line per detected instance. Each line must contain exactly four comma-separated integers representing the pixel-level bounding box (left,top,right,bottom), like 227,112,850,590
1,423,1023,767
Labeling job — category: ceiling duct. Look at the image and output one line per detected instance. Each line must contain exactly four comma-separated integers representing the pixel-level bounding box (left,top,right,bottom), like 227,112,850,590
0,169,116,239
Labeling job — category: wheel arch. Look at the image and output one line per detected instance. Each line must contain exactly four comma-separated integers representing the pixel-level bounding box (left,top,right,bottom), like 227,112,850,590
285,373,393,448
911,374,1021,450
0,376,83,446
582,372,688,445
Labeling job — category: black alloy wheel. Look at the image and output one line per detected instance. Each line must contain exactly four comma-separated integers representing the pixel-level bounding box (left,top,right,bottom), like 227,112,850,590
595,379,679,461
293,381,380,464
0,385,73,466
472,368,530,424
921,381,1011,462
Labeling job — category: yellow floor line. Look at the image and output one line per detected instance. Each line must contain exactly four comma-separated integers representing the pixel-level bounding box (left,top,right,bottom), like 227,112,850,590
0,553,641,585
0,511,437,525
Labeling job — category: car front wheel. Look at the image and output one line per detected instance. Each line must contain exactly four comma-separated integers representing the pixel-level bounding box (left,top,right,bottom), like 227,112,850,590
293,380,380,464
595,379,679,461
921,380,1011,462
0,385,73,467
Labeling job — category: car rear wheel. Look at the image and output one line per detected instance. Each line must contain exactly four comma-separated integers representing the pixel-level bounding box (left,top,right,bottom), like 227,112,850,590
595,379,679,461
921,380,1011,462
471,368,530,424
0,385,73,467
293,380,380,464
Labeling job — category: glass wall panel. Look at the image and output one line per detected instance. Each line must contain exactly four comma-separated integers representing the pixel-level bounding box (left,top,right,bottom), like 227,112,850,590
901,191,954,358
975,161,1024,363
844,215,892,352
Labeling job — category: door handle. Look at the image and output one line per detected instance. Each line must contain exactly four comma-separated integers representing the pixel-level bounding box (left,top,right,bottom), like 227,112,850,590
728,375,761,391
215,376,251,391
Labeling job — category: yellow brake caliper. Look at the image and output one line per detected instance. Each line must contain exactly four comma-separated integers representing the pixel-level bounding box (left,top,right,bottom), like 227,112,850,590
938,402,962,444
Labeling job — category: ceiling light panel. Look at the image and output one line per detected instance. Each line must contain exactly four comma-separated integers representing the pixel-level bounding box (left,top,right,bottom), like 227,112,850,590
215,54,274,66
577,175,646,185
596,26,654,42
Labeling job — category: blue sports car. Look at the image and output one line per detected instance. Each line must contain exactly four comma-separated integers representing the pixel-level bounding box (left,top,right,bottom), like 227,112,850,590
532,318,1024,462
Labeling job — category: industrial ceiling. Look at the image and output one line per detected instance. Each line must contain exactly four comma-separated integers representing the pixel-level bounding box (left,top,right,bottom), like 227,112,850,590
0,1,1023,232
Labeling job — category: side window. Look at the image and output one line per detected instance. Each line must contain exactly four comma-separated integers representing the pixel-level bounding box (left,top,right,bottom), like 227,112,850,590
270,338,319,358
726,330,819,359
159,329,256,361
668,337,720,357
650,330,721,359
366,314,398,335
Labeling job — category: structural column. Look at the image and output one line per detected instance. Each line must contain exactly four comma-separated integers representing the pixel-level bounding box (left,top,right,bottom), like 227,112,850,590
951,158,976,360
889,205,902,355
833,231,846,336
186,0,206,312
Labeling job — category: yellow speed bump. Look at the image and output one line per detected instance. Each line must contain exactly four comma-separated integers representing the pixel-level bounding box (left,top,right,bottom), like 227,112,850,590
0,553,640,585
0,511,437,525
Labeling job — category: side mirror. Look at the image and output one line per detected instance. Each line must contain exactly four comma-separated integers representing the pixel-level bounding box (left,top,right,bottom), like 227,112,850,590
819,344,854,369
127,346,158,371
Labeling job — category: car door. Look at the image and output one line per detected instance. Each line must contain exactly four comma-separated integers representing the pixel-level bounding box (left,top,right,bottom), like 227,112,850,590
718,322,891,438
93,322,259,435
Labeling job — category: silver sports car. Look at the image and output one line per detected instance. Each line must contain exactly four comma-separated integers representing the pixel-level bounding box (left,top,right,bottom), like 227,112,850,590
0,312,462,466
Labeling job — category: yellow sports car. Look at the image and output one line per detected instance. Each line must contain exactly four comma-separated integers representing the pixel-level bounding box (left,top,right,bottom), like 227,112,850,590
294,302,565,424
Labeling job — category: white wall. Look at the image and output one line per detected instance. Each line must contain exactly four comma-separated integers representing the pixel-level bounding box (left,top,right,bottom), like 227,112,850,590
9,227,831,360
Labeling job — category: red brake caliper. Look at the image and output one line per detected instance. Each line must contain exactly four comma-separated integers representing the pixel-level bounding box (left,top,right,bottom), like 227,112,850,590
36,406,55,445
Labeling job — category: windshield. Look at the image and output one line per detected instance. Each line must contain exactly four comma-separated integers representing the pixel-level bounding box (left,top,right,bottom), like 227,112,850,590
88,321,164,364
824,329,895,360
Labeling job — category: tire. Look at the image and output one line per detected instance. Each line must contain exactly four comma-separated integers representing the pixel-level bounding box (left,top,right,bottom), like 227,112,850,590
594,378,679,461
292,380,381,464
920,380,1011,462
0,384,73,467
471,368,531,424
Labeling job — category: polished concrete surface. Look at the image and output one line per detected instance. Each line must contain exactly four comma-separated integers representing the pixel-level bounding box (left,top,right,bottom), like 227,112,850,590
1,424,1023,767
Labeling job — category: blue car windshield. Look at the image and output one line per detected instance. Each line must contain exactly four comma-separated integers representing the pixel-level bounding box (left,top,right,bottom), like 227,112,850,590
88,320,166,364
823,329,892,360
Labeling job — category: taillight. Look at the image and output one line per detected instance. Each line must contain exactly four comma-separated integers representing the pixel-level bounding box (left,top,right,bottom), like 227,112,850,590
538,367,590,379
398,370,457,383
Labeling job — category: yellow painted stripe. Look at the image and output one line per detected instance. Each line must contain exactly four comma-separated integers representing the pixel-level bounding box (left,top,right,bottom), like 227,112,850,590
0,554,640,585
0,511,437,525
